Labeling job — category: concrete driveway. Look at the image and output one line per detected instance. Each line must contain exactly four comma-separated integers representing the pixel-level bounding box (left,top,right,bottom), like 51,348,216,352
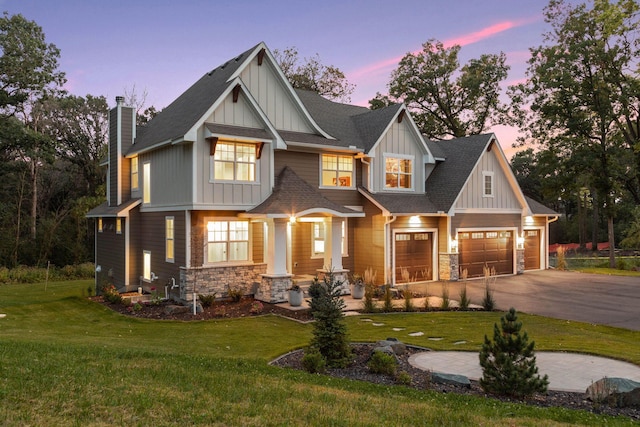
427,270,640,331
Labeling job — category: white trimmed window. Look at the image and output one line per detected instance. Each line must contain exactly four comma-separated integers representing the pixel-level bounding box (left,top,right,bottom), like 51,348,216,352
213,142,256,182
143,162,151,204
483,171,494,197
311,220,348,257
321,154,353,187
165,217,175,262
385,155,413,189
116,218,122,234
131,157,139,190
206,220,249,263
143,251,151,281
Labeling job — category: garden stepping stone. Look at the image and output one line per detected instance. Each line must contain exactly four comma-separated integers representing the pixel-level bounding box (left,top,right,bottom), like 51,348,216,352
392,327,405,331
361,319,373,322
372,323,385,326
408,332,424,337
428,337,443,341
0,314,6,318
453,340,467,345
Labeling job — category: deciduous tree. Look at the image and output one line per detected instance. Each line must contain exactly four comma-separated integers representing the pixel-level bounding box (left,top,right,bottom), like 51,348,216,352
508,0,640,267
374,39,509,140
273,47,355,102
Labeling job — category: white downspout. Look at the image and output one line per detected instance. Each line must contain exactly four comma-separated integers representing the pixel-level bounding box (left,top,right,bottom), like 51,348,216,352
384,215,397,285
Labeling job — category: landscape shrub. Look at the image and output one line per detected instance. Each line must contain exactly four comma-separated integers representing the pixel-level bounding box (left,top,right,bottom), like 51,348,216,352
101,284,122,304
301,348,326,374
198,293,216,308
361,282,377,313
382,285,394,312
479,307,549,398
396,370,412,385
440,283,450,309
403,288,415,312
308,271,351,368
227,286,244,302
458,283,470,310
367,350,397,376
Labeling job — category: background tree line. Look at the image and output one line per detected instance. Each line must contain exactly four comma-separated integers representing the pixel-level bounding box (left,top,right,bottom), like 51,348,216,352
1,0,639,269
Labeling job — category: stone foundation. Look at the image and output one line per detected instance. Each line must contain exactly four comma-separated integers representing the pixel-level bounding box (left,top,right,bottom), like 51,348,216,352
317,269,351,294
179,263,267,302
255,274,293,303
516,249,525,274
439,253,459,281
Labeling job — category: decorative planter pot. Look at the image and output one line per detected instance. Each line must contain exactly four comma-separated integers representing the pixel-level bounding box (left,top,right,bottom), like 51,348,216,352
351,283,365,299
288,289,304,307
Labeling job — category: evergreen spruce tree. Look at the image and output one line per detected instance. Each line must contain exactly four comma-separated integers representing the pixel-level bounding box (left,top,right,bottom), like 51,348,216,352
479,307,549,398
308,271,352,368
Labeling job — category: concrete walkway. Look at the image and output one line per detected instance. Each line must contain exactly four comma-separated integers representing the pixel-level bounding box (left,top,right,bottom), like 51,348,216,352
409,351,640,392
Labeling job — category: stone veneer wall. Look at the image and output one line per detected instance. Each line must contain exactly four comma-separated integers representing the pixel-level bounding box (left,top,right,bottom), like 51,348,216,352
317,269,351,294
516,249,525,274
255,274,293,303
438,253,459,281
179,263,267,301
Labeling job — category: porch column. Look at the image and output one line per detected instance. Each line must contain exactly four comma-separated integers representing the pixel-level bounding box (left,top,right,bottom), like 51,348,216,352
257,218,292,303
323,217,344,271
265,218,289,275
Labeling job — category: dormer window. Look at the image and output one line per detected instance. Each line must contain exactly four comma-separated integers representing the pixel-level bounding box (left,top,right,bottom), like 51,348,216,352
321,154,354,188
212,141,257,182
385,155,413,190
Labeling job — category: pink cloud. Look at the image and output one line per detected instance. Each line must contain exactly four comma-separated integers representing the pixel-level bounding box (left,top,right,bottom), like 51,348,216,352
349,17,538,80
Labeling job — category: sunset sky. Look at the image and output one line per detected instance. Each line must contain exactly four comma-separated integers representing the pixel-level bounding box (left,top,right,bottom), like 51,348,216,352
3,0,557,157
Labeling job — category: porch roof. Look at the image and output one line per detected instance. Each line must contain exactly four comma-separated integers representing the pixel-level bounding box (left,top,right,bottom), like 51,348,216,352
358,188,441,216
525,196,558,216
86,199,141,218
241,166,364,219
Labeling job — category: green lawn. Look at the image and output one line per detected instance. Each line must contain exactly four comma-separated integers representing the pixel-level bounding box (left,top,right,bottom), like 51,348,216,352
1,280,638,426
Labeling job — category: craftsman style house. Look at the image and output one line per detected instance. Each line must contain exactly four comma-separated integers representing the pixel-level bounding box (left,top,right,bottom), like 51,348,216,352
87,42,557,303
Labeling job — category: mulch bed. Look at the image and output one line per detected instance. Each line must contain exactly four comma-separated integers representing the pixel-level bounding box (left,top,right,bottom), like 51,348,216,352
96,296,639,421
96,295,314,322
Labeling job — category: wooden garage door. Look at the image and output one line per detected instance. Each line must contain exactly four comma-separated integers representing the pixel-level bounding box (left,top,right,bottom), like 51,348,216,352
524,229,541,270
395,232,433,283
458,231,513,278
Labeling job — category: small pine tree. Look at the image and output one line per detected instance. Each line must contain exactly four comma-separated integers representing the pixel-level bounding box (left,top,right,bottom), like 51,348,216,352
479,307,549,398
308,271,352,368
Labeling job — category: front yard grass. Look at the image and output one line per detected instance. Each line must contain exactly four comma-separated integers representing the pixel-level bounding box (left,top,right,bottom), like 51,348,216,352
0,280,639,426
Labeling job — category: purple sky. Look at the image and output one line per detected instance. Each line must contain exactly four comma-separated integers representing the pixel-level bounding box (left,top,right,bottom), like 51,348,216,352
4,0,555,157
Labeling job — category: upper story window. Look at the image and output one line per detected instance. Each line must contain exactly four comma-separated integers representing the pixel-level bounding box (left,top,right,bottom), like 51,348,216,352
321,154,353,187
385,155,413,190
98,217,103,233
483,171,494,197
131,157,139,191
116,218,122,234
143,162,151,204
206,220,249,263
213,142,256,182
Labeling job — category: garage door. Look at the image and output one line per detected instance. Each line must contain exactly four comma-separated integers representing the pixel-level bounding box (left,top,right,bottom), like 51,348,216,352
458,231,513,278
394,232,433,283
524,229,541,270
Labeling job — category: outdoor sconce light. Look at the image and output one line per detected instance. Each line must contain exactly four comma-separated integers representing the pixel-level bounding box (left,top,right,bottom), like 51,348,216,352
450,239,458,253
517,236,525,249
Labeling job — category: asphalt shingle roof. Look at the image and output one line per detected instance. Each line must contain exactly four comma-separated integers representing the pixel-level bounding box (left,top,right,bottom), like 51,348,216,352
525,196,558,216
359,188,439,215
128,44,260,155
245,166,363,217
425,134,494,212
